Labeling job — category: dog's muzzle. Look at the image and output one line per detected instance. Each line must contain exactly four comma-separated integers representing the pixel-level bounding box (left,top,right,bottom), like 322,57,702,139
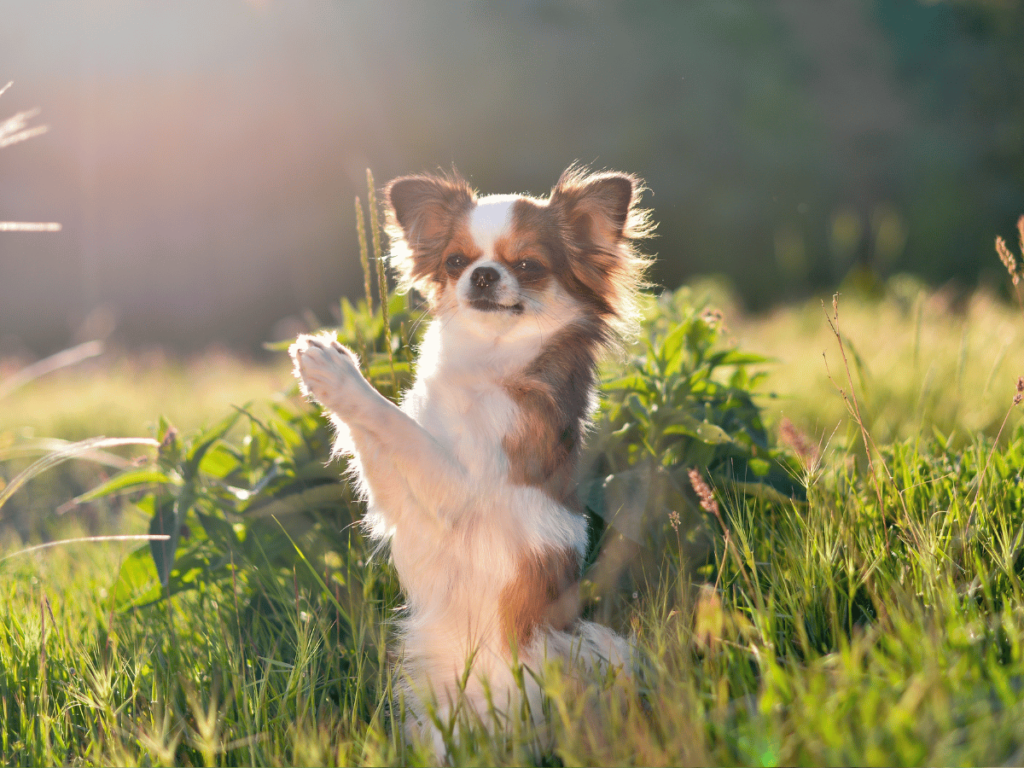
468,266,524,313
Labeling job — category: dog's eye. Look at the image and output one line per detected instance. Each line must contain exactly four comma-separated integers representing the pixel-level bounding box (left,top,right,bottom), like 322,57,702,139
445,253,468,272
514,259,544,274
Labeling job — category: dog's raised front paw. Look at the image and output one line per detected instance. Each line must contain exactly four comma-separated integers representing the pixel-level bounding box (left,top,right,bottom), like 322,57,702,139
289,333,366,414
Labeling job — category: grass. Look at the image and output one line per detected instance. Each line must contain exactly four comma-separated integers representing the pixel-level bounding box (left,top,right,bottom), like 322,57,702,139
741,286,1024,445
2,281,1024,766
0,349,293,441
0,349,293,546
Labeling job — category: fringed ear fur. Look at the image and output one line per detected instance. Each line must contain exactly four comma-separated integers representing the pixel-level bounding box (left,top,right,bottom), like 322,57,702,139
547,166,654,331
384,172,476,297
550,170,637,246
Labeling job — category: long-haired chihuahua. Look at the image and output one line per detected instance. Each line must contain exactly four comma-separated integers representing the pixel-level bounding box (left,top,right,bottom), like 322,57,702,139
290,165,652,756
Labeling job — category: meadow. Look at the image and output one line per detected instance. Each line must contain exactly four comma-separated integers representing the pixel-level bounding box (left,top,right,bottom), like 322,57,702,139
2,275,1023,766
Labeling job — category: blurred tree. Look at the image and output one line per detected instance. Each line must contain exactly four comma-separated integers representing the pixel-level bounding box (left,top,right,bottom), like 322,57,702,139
872,0,1024,293
3,1,1024,353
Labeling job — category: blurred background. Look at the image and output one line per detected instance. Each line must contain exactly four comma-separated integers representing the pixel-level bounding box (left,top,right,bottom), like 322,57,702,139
2,0,1024,356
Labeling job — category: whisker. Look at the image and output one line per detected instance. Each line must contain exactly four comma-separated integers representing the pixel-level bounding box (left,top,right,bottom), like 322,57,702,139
407,299,432,339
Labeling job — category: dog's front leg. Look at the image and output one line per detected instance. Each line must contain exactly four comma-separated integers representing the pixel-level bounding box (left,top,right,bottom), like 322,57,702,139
289,333,469,522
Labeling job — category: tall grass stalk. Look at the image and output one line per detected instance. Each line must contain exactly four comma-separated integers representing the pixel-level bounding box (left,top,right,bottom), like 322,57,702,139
0,340,104,400
971,224,1024,505
0,534,169,564
995,215,1024,315
822,296,887,544
354,195,373,309
365,169,397,391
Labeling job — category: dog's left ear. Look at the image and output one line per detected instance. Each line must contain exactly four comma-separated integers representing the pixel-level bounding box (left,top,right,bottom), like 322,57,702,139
548,166,653,325
549,168,638,248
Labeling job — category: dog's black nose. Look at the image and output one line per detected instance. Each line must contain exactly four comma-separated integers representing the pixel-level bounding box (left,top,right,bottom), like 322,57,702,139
471,266,500,290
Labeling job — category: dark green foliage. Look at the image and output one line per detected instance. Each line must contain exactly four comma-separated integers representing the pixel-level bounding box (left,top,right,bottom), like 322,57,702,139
86,292,420,616
581,288,801,591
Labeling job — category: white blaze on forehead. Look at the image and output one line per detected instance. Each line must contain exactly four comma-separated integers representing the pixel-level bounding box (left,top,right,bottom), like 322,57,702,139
468,195,518,255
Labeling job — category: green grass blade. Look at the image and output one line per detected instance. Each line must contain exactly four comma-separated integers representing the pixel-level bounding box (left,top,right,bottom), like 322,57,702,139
72,468,179,504
0,436,159,511
0,534,170,565
0,340,104,400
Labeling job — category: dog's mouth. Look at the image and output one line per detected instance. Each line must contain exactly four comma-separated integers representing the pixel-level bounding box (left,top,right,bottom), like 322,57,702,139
469,299,525,314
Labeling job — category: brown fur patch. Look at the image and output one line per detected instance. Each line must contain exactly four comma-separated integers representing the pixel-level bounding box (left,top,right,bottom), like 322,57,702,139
503,320,607,508
500,546,581,651
518,165,654,332
489,217,555,292
436,226,485,282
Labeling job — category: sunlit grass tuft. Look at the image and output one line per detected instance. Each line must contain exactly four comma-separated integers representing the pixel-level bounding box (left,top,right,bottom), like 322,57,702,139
734,281,1024,445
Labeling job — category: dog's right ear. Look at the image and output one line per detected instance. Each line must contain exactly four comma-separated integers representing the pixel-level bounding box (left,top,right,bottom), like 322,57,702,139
387,175,473,232
384,172,475,296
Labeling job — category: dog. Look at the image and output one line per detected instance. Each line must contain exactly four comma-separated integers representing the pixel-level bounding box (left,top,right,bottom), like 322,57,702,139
289,165,652,756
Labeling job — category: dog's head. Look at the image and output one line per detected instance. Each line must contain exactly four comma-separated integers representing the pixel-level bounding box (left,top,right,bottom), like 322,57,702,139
384,165,653,341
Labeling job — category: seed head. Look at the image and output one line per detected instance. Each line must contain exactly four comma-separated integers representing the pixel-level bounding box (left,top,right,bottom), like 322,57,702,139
997,236,1018,282
997,234,1022,286
700,308,724,328
1015,376,1024,407
688,468,720,517
779,417,820,469
668,509,680,532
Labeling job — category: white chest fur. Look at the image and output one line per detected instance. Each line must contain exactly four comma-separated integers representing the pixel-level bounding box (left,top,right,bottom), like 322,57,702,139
350,318,588,614
404,376,516,484
400,319,537,481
